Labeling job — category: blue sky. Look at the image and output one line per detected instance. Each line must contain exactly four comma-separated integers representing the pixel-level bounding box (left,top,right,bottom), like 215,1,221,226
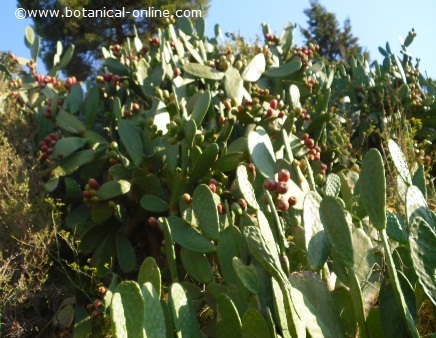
1,0,436,78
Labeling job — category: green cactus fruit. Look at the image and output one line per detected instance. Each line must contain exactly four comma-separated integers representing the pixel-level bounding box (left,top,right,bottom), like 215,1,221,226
180,247,213,284
168,283,202,338
216,293,242,338
141,282,166,338
192,184,220,240
138,257,161,298
110,281,145,338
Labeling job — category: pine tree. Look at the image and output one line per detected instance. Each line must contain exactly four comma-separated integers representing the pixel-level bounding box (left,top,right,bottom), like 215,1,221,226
17,0,209,80
300,0,365,62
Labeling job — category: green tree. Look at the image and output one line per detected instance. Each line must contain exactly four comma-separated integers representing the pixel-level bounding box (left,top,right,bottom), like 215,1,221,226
17,0,209,80
300,0,366,62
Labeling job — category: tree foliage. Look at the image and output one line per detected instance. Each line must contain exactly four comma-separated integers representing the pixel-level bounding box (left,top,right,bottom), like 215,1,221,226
300,0,366,62
17,0,209,80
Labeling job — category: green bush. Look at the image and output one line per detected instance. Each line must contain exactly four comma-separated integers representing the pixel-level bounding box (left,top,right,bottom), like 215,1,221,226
1,17,435,337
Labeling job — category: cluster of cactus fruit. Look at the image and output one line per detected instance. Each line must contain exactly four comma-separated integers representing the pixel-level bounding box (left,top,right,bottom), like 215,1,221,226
2,16,436,338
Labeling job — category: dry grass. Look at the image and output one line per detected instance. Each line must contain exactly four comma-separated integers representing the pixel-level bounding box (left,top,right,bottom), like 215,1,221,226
0,77,67,337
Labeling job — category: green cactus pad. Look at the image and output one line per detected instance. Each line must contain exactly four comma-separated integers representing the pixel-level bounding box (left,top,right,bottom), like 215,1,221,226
56,110,87,135
256,209,280,262
289,273,345,338
409,216,436,305
96,179,131,201
138,257,161,298
241,308,273,338
264,59,302,78
217,225,247,285
352,228,376,286
190,143,219,183
65,84,83,114
160,218,178,283
141,282,166,338
92,234,116,277
303,192,330,270
224,67,244,105
320,196,354,268
176,16,193,35
105,57,129,76
180,247,213,284
386,210,408,243
406,185,434,230
115,232,136,273
215,152,244,172
183,119,197,148
166,216,216,253
53,149,94,177
90,202,113,223
388,139,412,185
379,271,418,338
247,127,276,178
108,164,131,180
232,258,259,295
183,64,225,81
216,293,242,338
236,165,260,210
241,53,266,82
140,194,169,213
118,119,143,167
324,173,341,197
412,163,427,199
192,184,220,240
85,86,100,129
169,283,202,338
52,137,87,159
359,148,386,230
111,281,145,338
